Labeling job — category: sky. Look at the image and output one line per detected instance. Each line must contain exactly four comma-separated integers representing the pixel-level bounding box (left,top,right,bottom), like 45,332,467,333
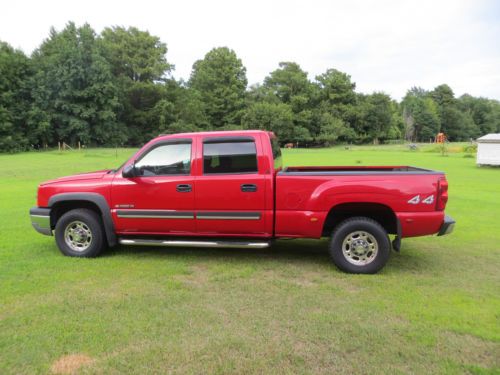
1,0,499,100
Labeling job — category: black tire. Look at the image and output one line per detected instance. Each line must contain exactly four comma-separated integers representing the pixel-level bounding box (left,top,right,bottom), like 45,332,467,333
54,208,107,257
329,217,390,274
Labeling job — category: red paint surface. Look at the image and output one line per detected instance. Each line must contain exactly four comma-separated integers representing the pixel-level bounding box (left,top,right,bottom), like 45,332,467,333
36,130,450,239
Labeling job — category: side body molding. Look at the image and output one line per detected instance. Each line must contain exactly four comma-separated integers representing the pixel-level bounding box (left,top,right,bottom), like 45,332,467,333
48,193,117,247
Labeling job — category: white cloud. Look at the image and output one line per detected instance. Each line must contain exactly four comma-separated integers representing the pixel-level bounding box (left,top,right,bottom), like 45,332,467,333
1,0,499,99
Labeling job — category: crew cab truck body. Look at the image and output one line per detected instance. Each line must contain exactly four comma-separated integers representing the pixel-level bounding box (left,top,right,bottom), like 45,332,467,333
30,130,455,273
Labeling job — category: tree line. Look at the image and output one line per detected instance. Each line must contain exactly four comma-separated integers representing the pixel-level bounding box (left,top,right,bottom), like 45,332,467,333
1,22,500,152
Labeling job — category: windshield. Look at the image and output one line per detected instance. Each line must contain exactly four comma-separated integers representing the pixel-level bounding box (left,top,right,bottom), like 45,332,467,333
110,149,139,173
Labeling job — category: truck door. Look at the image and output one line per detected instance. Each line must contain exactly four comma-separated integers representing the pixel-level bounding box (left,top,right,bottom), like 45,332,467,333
194,136,268,236
111,139,196,235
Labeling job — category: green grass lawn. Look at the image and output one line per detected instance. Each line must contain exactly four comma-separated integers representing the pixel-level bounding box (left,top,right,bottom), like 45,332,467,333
0,145,499,374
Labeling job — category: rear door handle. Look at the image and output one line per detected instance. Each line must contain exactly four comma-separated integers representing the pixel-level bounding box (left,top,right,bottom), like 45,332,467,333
241,184,258,192
176,184,192,193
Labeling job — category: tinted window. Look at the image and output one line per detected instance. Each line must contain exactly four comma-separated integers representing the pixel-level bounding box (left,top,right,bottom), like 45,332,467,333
203,141,258,174
136,143,191,176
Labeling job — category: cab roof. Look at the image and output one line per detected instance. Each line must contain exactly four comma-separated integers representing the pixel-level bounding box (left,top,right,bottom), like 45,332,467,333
155,129,273,141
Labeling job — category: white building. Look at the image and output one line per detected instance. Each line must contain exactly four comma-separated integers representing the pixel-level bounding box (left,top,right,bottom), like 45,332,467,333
477,134,500,166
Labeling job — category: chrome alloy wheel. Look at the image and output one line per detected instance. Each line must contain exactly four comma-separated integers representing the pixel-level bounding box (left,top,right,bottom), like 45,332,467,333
64,221,93,252
342,231,378,265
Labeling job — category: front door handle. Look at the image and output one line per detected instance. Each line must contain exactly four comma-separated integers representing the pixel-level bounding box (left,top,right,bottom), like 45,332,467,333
241,184,258,192
176,184,192,193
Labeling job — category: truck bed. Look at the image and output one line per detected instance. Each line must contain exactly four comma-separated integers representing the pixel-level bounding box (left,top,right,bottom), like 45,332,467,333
274,166,446,239
280,166,442,175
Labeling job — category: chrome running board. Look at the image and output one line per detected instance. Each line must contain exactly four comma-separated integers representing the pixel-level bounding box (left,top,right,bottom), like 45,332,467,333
118,238,270,249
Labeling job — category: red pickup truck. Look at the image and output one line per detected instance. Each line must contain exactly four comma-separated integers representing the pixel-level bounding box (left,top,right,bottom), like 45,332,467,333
30,130,454,273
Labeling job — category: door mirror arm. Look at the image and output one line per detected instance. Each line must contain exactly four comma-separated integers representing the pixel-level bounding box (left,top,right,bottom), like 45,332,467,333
122,161,137,178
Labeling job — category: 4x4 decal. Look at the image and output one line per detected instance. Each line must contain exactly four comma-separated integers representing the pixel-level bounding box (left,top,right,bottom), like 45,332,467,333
422,195,434,204
408,195,420,204
408,195,434,205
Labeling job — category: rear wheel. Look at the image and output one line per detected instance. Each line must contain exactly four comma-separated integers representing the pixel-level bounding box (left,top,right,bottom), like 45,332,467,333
55,209,106,257
329,217,390,274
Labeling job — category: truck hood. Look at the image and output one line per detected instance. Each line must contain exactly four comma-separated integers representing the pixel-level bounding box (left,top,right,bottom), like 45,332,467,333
40,170,112,185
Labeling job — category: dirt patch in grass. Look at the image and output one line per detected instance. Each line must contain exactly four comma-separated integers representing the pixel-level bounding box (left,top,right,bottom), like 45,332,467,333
174,264,210,287
258,269,325,288
50,354,95,374
437,332,500,369
291,270,325,287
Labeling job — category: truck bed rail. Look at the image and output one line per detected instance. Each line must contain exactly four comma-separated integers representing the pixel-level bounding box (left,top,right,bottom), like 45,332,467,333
279,166,443,176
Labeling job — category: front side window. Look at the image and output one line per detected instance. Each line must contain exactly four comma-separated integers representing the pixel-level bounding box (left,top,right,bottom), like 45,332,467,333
135,142,191,176
203,140,258,174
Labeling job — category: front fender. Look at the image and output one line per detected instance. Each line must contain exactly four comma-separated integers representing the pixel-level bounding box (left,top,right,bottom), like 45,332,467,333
48,193,117,246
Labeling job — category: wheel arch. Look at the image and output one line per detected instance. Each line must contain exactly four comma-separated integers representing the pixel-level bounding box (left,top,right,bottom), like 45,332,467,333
322,202,398,237
48,193,117,247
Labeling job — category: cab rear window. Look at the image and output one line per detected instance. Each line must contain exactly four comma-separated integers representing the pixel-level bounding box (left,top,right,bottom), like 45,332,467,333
203,140,258,174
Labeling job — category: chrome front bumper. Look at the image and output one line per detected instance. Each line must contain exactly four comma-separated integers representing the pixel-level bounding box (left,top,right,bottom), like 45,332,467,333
437,215,455,236
30,207,52,236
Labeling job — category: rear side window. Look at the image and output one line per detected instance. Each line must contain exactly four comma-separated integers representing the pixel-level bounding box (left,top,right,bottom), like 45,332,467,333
203,140,258,174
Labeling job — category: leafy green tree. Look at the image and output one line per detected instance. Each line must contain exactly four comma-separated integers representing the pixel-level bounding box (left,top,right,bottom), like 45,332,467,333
316,69,356,106
413,98,441,141
264,62,313,109
401,88,440,141
388,100,404,140
4,22,500,152
0,42,32,151
315,69,356,121
100,26,173,144
158,81,208,134
100,26,171,83
29,23,123,146
487,100,500,133
431,84,455,108
316,112,352,146
458,94,497,135
189,47,247,128
246,83,280,105
261,62,317,137
314,68,358,141
430,84,479,141
362,93,393,143
118,81,169,142
440,106,477,141
242,101,311,142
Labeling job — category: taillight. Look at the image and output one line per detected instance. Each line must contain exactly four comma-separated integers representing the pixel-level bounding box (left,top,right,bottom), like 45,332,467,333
436,177,448,211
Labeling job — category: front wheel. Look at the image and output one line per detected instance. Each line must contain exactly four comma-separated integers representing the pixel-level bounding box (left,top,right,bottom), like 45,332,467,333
329,217,390,274
55,209,107,257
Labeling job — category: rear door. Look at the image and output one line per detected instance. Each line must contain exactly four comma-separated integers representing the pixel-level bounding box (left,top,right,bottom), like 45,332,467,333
194,135,268,236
